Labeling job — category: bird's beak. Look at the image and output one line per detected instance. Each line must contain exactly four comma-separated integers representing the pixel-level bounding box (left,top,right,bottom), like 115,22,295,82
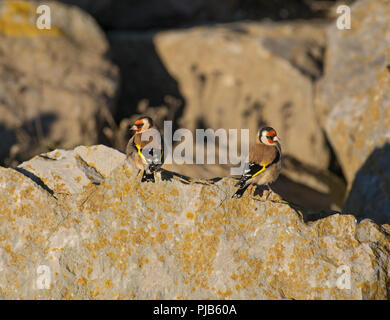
130,125,138,131
273,136,279,142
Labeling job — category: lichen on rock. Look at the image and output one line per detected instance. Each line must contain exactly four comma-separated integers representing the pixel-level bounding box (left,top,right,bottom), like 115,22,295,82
0,145,388,299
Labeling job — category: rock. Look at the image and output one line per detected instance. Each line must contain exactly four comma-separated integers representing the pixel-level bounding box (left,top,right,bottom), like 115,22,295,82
19,141,345,212
0,0,119,165
17,145,125,196
0,165,60,297
315,0,390,222
0,145,389,299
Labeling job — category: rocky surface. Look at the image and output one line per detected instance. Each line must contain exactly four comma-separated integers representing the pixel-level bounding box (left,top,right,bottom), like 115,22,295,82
1,0,389,300
0,144,389,299
0,0,118,165
315,0,390,223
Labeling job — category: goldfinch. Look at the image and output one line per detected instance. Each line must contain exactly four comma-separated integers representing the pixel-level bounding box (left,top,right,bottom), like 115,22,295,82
232,127,281,199
126,116,164,183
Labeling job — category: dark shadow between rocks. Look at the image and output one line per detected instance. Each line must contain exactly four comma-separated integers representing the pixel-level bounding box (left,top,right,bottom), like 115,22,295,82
0,123,17,162
240,180,340,223
58,0,322,31
107,31,186,132
160,168,191,184
0,113,58,167
343,142,390,225
13,167,55,197
271,174,339,212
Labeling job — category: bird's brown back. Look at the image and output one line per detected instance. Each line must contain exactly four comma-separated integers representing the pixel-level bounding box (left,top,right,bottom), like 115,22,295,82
249,143,279,166
133,132,154,148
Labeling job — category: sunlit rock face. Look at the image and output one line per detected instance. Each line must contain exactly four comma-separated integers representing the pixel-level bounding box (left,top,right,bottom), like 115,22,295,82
0,1,118,164
0,145,388,299
315,0,390,223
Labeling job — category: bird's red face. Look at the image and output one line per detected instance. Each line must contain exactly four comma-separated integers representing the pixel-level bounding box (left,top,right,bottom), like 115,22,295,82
131,118,149,133
259,127,279,145
131,116,154,133
266,129,278,144
134,119,144,132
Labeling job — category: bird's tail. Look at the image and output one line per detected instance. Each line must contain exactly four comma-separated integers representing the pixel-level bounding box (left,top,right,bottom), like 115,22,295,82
141,171,155,183
234,179,246,188
232,184,250,198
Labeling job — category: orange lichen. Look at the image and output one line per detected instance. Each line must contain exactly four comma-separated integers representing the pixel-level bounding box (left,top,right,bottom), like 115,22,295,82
0,0,61,36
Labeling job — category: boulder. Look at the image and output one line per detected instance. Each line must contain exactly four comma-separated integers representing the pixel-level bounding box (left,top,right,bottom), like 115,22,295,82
315,0,390,223
0,145,388,299
0,0,118,165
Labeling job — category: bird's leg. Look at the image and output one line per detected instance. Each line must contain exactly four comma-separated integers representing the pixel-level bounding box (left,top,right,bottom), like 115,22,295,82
265,184,273,200
248,184,255,196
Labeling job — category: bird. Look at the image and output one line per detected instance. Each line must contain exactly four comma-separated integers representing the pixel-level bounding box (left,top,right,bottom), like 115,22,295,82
126,116,164,183
232,126,281,199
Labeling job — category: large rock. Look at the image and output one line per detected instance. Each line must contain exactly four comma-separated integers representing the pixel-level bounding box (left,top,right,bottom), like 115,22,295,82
315,0,390,223
0,145,389,299
0,0,118,165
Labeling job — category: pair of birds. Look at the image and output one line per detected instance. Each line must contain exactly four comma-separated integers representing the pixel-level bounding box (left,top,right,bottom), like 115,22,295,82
126,116,281,199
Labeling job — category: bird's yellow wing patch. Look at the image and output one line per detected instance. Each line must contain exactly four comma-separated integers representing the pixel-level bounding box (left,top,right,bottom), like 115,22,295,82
136,144,147,162
252,159,273,177
251,165,266,178
136,143,164,164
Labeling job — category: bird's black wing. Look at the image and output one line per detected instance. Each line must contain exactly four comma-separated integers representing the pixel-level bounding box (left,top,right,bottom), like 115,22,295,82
235,162,265,188
235,150,280,187
137,138,165,173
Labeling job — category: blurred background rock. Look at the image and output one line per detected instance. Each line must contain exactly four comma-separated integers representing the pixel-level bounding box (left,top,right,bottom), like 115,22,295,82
3,0,390,224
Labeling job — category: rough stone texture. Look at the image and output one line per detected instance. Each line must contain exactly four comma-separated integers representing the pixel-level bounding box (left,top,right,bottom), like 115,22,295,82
0,145,389,299
0,0,118,164
17,145,125,196
315,0,390,223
